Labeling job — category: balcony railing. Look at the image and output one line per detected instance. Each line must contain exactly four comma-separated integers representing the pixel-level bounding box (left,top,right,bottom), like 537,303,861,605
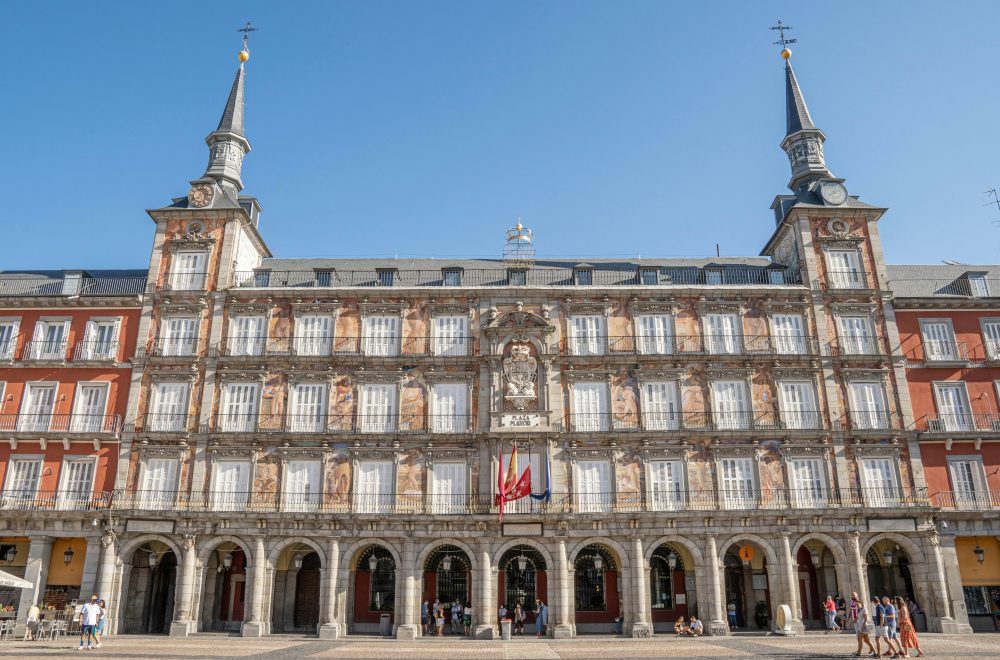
563,334,818,357
140,413,197,434
921,340,968,363
985,340,1000,362
22,339,69,361
232,267,805,290
209,413,476,434
888,277,1000,299
72,340,121,362
109,486,929,515
0,490,112,511
163,272,209,292
827,269,871,290
931,490,1000,510
0,340,15,360
920,413,1000,433
566,410,825,433
216,335,478,358
827,336,884,357
839,411,899,432
140,338,199,358
0,414,122,434
0,276,146,297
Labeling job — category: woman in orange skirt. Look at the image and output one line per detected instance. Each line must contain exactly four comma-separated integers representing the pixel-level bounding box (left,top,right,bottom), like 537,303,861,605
895,596,924,657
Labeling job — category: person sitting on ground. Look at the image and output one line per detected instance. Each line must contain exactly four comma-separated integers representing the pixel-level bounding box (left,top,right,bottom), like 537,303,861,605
689,616,704,637
674,616,689,636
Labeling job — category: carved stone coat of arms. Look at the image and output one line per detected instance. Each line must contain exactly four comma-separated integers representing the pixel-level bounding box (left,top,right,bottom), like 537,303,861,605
502,342,537,410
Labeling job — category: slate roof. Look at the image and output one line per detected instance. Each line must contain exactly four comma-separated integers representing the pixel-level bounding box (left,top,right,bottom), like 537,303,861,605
785,60,816,136
887,264,1000,298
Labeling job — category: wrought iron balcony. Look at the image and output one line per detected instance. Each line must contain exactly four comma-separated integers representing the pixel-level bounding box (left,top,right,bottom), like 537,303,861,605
21,339,69,361
161,272,209,292
566,410,825,433
920,340,969,363
216,335,478,358
826,336,884,357
0,413,122,435
139,413,197,434
0,340,15,361
209,413,476,435
72,340,121,362
0,276,146,297
0,490,112,511
826,269,871,290
139,338,200,358
920,413,1000,433
838,411,899,432
563,334,818,357
931,490,1000,510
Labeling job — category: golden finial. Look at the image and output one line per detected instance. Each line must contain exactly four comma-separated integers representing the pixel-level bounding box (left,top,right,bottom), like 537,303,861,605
781,48,792,60
237,21,257,63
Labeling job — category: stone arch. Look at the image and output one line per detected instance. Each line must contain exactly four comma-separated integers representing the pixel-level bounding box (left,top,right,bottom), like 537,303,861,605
197,535,253,566
267,536,327,569
643,534,704,568
792,533,848,565
718,534,779,566
492,538,554,571
861,534,925,564
416,538,479,571
567,536,630,568
339,538,402,573
120,534,183,564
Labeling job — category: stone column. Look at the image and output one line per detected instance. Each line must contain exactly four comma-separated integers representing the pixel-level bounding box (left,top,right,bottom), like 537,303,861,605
846,531,868,608
95,531,118,633
242,536,267,637
923,531,963,633
15,536,53,638
833,562,851,605
704,533,728,636
552,537,573,638
319,537,341,639
779,533,805,634
169,533,197,637
396,538,419,639
630,537,651,637
474,536,494,639
935,534,973,634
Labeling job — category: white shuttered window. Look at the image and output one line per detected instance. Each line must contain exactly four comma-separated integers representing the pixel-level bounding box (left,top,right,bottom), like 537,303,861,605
431,461,467,513
712,380,750,430
431,383,468,433
289,383,327,433
771,314,807,355
789,457,826,508
576,460,612,513
71,383,108,432
19,384,56,432
161,316,198,356
933,383,973,432
363,315,401,356
296,315,333,356
139,458,178,510
229,315,266,356
221,382,260,432
648,460,683,510
171,251,207,290
432,315,469,356
571,382,608,431
642,381,679,430
212,460,251,511
720,458,757,509
570,315,607,356
849,382,888,430
861,458,899,506
355,460,394,513
150,382,189,432
360,384,397,433
705,313,742,355
284,460,321,512
921,321,957,361
637,314,673,355
57,459,95,509
4,458,42,502
779,381,818,430
948,457,986,508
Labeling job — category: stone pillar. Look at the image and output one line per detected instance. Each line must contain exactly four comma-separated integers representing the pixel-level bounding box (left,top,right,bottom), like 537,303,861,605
95,531,118,634
474,536,494,639
703,533,728,636
396,538,419,639
630,537,651,637
833,562,851,605
318,537,341,639
924,531,964,634
15,536,53,638
552,537,573,638
242,537,267,637
779,533,805,634
846,531,869,608
169,533,197,637
936,534,973,634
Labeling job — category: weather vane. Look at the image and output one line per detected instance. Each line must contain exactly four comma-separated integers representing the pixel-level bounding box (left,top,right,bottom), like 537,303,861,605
984,188,1000,226
238,21,258,51
770,20,797,49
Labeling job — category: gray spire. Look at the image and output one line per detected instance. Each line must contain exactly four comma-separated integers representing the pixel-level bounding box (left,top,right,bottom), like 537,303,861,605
780,57,832,190
203,64,251,192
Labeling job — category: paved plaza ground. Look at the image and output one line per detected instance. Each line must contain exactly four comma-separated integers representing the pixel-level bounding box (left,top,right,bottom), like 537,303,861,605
2,633,1000,660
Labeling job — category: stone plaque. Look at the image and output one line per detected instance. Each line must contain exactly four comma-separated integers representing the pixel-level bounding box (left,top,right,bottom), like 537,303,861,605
675,594,686,605
867,519,916,532
502,413,539,429
126,519,175,534
752,574,768,590
503,522,543,537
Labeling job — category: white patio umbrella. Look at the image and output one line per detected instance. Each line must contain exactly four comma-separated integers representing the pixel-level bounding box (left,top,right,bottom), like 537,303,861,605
0,569,31,589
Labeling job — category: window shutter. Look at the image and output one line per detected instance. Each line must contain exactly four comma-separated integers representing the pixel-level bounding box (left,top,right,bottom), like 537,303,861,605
432,383,467,433
721,458,755,509
935,384,971,431
850,382,885,429
296,315,332,356
772,314,805,354
364,315,400,356
356,460,394,513
213,461,250,510
223,383,259,432
780,381,816,429
291,383,326,432
649,460,682,510
713,380,749,429
285,460,321,511
21,385,56,431
232,315,266,356
983,321,1000,359
433,315,468,356
432,461,466,513
638,314,672,355
577,460,611,512
862,458,898,506
0,321,19,360
949,460,976,498
643,381,678,430
789,458,825,507
572,382,608,431
571,315,605,356
922,322,955,360
9,459,42,496
362,384,397,432
72,384,108,432
60,460,95,506
152,383,187,431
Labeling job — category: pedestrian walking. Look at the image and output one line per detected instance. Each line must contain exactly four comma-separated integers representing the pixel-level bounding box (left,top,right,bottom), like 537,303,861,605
895,596,924,657
78,595,101,651
451,600,463,634
94,599,107,648
514,601,525,634
883,596,904,657
871,596,895,658
422,600,430,635
463,602,473,636
824,595,840,632
435,605,445,637
849,592,877,657
534,599,548,638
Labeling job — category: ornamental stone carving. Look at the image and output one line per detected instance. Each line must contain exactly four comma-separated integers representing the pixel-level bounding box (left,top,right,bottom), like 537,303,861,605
182,534,197,551
503,342,537,410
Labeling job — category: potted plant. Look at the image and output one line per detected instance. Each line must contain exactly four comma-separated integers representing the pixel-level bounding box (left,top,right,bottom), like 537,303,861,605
754,601,770,630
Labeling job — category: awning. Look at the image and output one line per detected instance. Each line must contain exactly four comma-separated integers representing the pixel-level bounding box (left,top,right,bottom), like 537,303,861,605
0,569,32,589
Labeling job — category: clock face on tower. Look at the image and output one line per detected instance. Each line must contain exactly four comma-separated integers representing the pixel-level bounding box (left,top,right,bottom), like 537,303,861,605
188,183,215,208
820,182,848,206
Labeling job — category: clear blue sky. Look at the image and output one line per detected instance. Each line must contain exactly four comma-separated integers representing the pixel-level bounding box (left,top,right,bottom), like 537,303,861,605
4,1,1000,269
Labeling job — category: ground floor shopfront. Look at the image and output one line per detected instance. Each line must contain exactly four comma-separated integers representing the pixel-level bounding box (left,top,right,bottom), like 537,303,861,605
63,518,974,639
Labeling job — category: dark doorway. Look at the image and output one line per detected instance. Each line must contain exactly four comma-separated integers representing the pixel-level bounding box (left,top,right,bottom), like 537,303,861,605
123,547,177,634
293,552,321,629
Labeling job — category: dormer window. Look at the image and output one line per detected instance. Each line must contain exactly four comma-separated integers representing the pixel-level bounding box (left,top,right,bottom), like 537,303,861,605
767,268,786,285
639,268,659,285
705,269,724,285
61,272,84,296
507,269,526,286
442,269,462,287
574,266,594,286
376,269,396,287
969,273,990,297
314,270,333,287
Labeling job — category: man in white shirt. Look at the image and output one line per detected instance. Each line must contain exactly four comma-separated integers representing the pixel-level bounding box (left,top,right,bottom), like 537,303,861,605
78,595,101,650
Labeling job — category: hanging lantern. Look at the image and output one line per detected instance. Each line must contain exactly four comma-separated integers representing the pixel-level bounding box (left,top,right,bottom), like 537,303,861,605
63,546,75,566
974,543,985,565
148,551,159,569
809,548,820,566
517,555,528,572
441,554,453,572
293,554,304,570
883,549,894,566
667,552,678,571
593,554,603,571
2,546,15,563
368,553,378,572
223,552,233,570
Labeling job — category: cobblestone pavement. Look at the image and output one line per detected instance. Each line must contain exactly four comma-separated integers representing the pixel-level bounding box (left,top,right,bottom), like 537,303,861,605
3,633,1000,660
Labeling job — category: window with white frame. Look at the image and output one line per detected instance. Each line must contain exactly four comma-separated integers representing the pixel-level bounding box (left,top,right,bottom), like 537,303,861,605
0,318,20,360
170,250,207,290
211,459,251,511
933,382,974,432
642,381,680,430
711,379,750,430
920,319,958,361
648,459,684,510
982,320,1000,360
636,313,674,355
30,319,69,359
57,458,96,509
355,459,394,513
771,313,807,355
363,315,401,356
788,456,827,508
359,383,398,433
3,457,42,503
148,381,190,432
837,315,876,355
229,314,267,356
283,460,321,512
70,382,109,432
160,315,198,356
431,461,467,513
779,380,819,429
18,383,56,432
947,456,988,507
288,382,327,433
719,457,757,509
295,314,333,356
571,381,609,431
848,381,889,430
432,315,469,356
430,382,468,433
81,318,119,360
220,382,260,432
969,274,990,298
569,314,607,356
138,457,179,509
825,249,865,288
704,313,742,355
575,459,613,513
860,457,899,506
